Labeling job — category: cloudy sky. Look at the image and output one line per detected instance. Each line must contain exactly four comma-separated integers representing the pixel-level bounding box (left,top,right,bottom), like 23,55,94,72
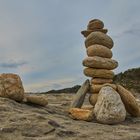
0,0,140,92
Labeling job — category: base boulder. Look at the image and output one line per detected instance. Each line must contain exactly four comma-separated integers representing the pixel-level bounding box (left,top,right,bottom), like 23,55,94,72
94,86,126,124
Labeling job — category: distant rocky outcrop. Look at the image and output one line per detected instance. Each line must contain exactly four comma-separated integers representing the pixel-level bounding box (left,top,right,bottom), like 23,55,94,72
113,67,140,93
45,85,81,94
44,67,140,94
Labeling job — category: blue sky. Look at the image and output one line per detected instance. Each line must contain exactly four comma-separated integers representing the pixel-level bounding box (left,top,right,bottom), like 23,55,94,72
0,0,140,92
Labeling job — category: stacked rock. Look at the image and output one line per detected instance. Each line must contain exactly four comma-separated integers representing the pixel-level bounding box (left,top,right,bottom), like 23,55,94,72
81,19,118,106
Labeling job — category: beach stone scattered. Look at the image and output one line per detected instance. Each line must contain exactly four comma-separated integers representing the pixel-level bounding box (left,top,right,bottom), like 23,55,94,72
83,56,118,70
26,95,48,106
69,108,94,121
94,86,126,124
117,85,140,117
0,73,24,102
86,44,112,58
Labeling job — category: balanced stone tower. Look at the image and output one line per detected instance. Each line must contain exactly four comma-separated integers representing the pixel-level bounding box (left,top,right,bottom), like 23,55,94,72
69,19,140,123
81,19,118,106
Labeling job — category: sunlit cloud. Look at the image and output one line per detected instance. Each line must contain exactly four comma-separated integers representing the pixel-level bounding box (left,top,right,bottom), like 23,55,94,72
0,60,27,68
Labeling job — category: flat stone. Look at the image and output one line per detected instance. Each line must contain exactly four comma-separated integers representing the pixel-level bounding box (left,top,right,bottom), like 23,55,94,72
85,32,114,49
69,108,94,121
87,19,104,30
26,95,48,106
84,68,115,79
94,86,126,124
86,44,112,58
91,78,113,84
70,80,90,108
83,56,118,70
81,29,108,37
0,73,24,102
117,85,140,117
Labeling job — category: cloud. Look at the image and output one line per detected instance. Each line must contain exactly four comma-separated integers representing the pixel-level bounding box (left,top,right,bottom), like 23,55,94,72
24,77,81,92
113,22,140,39
0,0,140,92
0,60,27,68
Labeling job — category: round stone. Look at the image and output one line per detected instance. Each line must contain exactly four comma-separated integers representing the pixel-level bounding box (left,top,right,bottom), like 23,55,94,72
89,94,98,106
86,44,112,58
85,32,114,49
83,56,118,70
84,68,115,79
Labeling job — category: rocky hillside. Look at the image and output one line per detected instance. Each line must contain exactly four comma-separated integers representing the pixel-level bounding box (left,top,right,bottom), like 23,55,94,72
45,67,140,94
113,67,140,93
44,85,81,94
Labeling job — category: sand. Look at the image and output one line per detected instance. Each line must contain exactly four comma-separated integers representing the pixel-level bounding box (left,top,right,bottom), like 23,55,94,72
0,93,140,140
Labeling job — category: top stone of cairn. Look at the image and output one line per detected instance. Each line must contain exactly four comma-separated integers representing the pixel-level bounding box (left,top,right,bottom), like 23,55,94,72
87,19,104,30
81,19,107,37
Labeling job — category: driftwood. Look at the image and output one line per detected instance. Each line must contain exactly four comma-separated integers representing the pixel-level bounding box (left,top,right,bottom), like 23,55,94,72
70,79,90,108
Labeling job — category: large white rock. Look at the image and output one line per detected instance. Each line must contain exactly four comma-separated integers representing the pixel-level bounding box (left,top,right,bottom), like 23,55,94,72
94,86,126,124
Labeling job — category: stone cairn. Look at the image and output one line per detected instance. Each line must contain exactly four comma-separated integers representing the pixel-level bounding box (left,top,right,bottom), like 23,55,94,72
82,19,118,106
69,19,140,124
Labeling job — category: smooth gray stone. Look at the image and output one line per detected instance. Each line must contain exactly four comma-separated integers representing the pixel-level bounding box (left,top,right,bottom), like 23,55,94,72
70,79,90,108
